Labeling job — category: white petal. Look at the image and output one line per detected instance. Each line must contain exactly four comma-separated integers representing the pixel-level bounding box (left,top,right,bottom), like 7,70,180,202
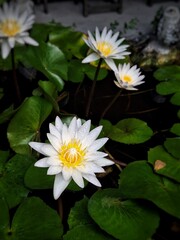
105,58,116,71
8,37,15,48
86,151,108,161
72,169,84,188
82,53,100,63
34,157,49,167
1,40,11,59
46,156,61,166
47,133,61,152
82,126,102,148
96,158,114,166
41,144,58,156
83,162,105,173
53,174,71,200
29,142,48,155
83,174,101,187
62,166,73,181
77,120,91,141
47,165,62,175
88,138,108,151
55,116,63,132
68,117,77,139
24,36,39,46
49,123,61,139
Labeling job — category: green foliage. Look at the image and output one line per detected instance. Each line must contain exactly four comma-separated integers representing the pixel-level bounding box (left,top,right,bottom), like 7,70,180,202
68,197,93,229
148,145,180,182
65,197,115,240
0,154,34,208
18,42,67,91
0,18,179,240
170,123,180,136
154,65,180,106
7,96,53,155
0,105,16,124
101,118,153,144
118,161,180,218
0,197,63,240
25,163,54,190
88,188,159,240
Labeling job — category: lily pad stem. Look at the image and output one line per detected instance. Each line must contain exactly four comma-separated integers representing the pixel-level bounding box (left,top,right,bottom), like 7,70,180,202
85,58,103,118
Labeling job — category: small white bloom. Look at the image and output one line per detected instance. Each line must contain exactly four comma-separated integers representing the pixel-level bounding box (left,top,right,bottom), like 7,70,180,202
29,116,114,200
82,26,130,71
114,63,145,90
0,1,38,59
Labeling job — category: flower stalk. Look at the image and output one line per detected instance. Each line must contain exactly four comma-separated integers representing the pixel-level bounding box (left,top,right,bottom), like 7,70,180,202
11,48,21,105
100,88,122,120
85,58,103,118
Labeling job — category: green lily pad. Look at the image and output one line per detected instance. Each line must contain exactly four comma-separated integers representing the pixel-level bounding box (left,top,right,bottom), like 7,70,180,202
0,154,33,208
24,163,54,190
68,197,93,230
109,118,153,144
7,96,52,155
0,198,9,239
156,79,180,95
153,65,180,81
68,59,84,83
164,138,180,159
49,25,86,59
88,188,159,240
170,91,180,106
0,105,16,124
63,224,115,240
154,66,180,106
38,80,59,113
119,161,180,218
0,197,63,240
19,42,67,91
170,123,180,136
148,145,180,182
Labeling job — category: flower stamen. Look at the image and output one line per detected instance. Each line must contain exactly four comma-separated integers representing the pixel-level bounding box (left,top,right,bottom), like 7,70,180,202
97,41,113,57
0,19,21,37
123,75,132,83
59,140,86,167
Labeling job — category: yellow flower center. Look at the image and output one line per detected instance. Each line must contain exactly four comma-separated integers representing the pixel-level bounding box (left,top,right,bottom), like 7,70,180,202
97,41,113,57
123,75,132,83
0,19,21,37
59,140,86,168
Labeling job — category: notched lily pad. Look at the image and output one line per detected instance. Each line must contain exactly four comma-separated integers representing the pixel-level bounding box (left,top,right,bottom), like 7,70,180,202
109,118,153,144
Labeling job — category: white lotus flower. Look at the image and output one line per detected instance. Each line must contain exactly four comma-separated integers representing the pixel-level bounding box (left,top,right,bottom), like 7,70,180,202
82,26,130,71
114,63,145,90
29,116,113,200
0,1,38,59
